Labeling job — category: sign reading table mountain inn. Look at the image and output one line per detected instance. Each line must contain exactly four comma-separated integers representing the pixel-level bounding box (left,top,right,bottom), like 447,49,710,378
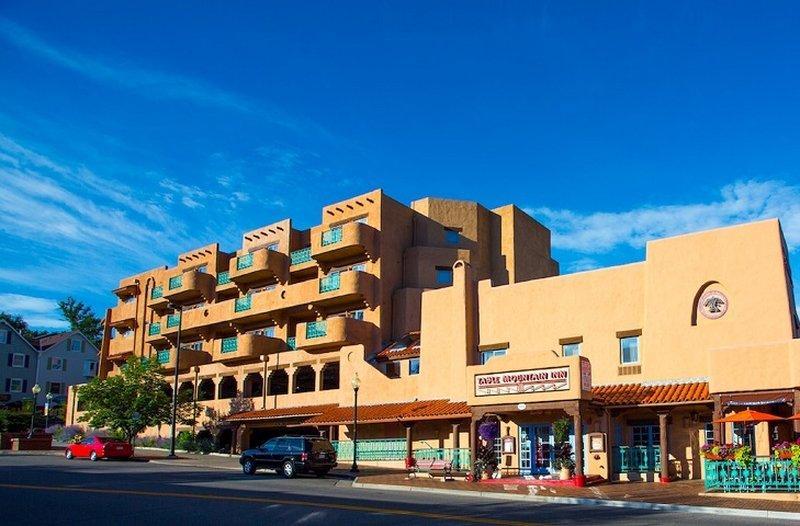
475,366,570,397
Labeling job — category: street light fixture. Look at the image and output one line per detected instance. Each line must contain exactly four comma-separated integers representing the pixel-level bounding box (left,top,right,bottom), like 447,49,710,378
28,384,41,438
167,302,184,458
350,373,361,474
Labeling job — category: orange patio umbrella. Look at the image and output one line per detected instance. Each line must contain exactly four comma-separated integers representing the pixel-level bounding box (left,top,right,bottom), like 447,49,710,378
788,413,800,421
713,409,784,423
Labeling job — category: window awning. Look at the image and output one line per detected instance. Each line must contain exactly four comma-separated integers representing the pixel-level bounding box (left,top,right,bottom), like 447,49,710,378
375,332,420,362
301,399,471,426
592,381,710,407
224,404,337,423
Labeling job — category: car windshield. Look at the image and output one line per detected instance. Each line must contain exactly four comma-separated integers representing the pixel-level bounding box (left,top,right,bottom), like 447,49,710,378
94,437,113,443
309,439,334,453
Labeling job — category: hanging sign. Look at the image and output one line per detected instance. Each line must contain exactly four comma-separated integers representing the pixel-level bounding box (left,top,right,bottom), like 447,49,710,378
474,366,569,397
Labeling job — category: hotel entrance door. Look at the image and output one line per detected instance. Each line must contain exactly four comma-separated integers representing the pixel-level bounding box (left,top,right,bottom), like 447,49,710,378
520,424,555,475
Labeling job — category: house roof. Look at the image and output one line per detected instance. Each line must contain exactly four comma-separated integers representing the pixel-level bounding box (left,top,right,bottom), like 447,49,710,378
592,381,710,406
375,332,420,362
224,404,337,423
0,319,38,351
31,331,78,350
303,399,471,426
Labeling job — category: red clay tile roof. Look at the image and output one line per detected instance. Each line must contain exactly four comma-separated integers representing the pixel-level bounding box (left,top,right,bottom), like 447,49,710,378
304,399,471,426
592,382,710,406
31,331,76,350
225,404,337,423
375,332,420,362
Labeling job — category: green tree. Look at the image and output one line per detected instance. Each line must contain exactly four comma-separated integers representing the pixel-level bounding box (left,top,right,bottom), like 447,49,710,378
0,311,49,341
58,297,103,347
77,357,172,443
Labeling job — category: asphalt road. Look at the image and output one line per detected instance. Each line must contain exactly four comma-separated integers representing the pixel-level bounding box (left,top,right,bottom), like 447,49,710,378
0,454,793,526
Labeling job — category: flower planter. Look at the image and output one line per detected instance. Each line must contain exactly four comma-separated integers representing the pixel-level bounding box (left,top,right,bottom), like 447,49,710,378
559,467,572,480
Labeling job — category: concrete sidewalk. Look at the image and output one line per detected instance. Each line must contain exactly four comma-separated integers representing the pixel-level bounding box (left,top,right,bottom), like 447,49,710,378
353,472,800,522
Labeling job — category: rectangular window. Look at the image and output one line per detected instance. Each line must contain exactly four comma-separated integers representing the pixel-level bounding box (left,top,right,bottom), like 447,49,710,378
444,227,460,244
181,341,203,352
562,343,580,357
480,347,507,364
110,327,118,339
703,423,714,444
83,360,97,376
70,339,82,352
49,357,64,371
353,216,368,224
619,336,639,364
351,262,366,272
48,382,62,395
195,264,207,273
9,378,23,393
435,267,453,285
11,353,25,368
0,329,8,344
263,326,276,337
408,358,420,375
349,310,365,320
123,295,135,304
385,362,401,378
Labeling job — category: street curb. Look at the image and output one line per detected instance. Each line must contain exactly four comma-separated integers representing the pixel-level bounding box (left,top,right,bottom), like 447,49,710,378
351,481,800,521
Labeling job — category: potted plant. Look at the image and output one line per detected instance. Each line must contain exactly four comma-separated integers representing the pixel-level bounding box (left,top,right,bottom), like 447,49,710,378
472,443,499,481
552,417,574,480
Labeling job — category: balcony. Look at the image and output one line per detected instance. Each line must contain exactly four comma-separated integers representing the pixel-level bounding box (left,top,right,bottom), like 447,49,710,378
145,321,166,343
211,333,284,364
314,270,377,309
156,347,211,373
295,316,376,351
109,301,137,330
216,270,237,291
148,285,169,311
311,222,377,263
162,269,216,304
108,336,135,359
229,248,288,285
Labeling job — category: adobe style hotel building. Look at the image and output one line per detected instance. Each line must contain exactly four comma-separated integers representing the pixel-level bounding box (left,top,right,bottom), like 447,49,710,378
69,189,800,483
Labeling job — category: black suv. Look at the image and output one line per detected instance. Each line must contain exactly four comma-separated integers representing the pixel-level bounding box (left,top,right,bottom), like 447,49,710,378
239,435,337,478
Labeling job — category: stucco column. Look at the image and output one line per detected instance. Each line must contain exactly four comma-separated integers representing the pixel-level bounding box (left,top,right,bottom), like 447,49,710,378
469,415,480,474
572,409,585,487
605,409,615,477
658,411,670,483
329,425,337,441
404,423,414,468
451,422,460,449
712,396,724,443
231,424,242,455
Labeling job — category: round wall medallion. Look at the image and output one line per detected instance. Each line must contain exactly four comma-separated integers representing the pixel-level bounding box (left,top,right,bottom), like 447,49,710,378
517,403,527,411
699,290,728,319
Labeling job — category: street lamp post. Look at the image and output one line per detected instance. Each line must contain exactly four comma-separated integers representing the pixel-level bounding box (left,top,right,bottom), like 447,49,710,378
44,392,54,430
27,384,41,438
350,373,361,473
167,303,184,458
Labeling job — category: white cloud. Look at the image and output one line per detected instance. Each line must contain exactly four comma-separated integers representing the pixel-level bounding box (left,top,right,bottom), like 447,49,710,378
0,293,69,330
565,257,600,273
528,180,800,254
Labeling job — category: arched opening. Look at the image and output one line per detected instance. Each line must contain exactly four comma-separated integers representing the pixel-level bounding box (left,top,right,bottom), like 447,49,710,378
162,384,173,401
267,369,289,396
179,381,194,398
321,362,339,391
198,378,216,401
218,376,238,399
243,372,263,398
294,366,316,393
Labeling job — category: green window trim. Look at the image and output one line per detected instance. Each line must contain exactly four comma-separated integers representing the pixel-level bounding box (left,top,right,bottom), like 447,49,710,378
168,275,183,290
237,253,254,270
234,295,252,312
321,226,343,246
306,320,327,339
221,337,238,353
166,314,180,328
148,323,161,336
151,286,163,299
319,272,341,293
217,271,231,285
290,247,312,265
287,336,296,350
156,349,170,364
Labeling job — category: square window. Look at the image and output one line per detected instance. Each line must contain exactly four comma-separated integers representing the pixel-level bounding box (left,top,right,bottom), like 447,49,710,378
350,310,365,320
435,267,453,285
70,339,82,352
83,360,97,376
266,242,279,252
351,262,366,272
619,336,639,364
562,343,580,357
196,264,208,273
11,353,25,368
444,227,460,244
48,382,62,395
263,326,276,337
10,378,23,393
409,358,420,375
385,362,401,378
480,347,507,365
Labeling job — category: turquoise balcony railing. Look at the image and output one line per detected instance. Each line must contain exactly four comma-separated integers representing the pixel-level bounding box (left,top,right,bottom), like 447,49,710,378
612,446,661,473
151,286,163,299
234,295,252,312
414,448,472,470
168,275,183,290
306,320,327,339
321,226,343,246
148,322,161,336
319,272,341,293
221,337,238,353
290,247,312,265
237,253,254,270
166,314,181,328
287,336,296,350
217,271,231,285
156,349,170,364
331,438,406,461
704,459,800,492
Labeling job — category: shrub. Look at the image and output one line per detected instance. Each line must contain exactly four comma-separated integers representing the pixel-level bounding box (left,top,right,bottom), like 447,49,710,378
176,430,196,452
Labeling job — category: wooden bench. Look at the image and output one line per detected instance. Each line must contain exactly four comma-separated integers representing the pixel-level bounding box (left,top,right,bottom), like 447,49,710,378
410,458,468,481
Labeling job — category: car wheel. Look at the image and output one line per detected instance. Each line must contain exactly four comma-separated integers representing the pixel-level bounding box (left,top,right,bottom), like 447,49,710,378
242,458,256,475
89,451,99,461
281,460,295,479
65,450,73,460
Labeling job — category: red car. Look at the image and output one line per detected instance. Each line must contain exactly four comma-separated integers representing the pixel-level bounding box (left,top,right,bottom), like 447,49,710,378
65,436,133,461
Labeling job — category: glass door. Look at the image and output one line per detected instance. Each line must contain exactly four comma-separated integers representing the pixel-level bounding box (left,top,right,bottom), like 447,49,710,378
520,424,555,475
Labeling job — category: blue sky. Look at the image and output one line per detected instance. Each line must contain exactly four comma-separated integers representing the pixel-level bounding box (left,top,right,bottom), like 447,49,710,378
0,2,799,329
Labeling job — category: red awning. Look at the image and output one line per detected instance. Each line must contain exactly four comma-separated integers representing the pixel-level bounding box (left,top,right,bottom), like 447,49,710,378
225,404,337,423
302,399,471,426
713,409,784,423
375,332,420,362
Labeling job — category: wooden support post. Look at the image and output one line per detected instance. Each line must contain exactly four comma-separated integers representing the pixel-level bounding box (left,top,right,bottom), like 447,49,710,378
572,408,585,487
658,411,670,483
405,423,414,469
